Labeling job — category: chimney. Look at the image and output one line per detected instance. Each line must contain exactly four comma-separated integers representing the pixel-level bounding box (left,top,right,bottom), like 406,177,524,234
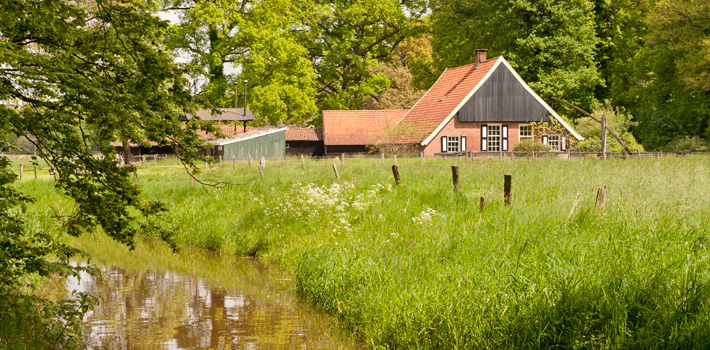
474,49,488,68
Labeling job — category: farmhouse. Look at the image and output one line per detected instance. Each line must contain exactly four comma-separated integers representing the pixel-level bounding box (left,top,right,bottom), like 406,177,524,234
322,109,409,155
383,50,583,156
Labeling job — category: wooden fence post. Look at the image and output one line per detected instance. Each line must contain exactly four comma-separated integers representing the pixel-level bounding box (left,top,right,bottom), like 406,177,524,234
381,152,384,166
219,155,223,169
601,113,607,161
545,151,549,160
258,164,264,179
205,160,209,169
451,165,459,192
19,163,23,180
141,155,145,166
341,153,345,166
261,156,266,169
504,174,512,205
479,196,486,211
165,155,168,166
232,155,236,169
34,166,37,179
595,186,607,211
154,155,157,167
637,152,641,161
332,163,341,181
394,154,397,166
301,155,305,169
420,151,424,165
134,171,138,184
391,164,401,185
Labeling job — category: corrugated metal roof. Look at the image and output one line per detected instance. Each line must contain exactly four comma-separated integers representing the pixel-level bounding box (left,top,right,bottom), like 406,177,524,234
211,127,288,146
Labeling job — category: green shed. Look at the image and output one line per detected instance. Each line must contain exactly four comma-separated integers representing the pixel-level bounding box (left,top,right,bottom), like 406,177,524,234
212,127,287,161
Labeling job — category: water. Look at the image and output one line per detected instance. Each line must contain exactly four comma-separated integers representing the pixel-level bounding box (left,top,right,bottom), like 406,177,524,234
67,234,361,349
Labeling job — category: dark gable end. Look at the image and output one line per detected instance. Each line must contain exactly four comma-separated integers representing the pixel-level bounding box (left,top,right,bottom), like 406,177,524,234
457,64,550,123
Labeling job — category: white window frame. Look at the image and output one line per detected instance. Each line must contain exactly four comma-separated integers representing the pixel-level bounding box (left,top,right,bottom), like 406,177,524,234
548,135,561,151
519,124,532,139
447,136,460,153
487,124,501,152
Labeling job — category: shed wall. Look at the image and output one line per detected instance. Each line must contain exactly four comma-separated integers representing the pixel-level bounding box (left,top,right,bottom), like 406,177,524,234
219,131,285,160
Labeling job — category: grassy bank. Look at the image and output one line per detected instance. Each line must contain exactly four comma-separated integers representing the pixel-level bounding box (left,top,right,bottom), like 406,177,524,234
18,155,710,348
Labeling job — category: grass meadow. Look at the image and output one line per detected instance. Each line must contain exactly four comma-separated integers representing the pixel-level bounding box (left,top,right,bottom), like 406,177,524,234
16,154,710,349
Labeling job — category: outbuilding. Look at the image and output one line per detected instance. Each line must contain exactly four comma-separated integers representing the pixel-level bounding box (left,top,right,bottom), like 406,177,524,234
211,127,287,161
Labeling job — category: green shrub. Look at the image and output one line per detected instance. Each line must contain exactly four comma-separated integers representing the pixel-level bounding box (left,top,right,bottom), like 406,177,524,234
664,136,710,151
513,138,550,152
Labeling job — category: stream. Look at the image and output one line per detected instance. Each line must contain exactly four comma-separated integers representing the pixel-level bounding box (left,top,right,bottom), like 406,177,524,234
67,234,361,349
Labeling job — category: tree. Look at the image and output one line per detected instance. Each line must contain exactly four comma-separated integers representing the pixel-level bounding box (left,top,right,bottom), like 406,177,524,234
1,0,207,345
165,0,318,125
299,0,426,112
574,101,644,152
430,0,603,111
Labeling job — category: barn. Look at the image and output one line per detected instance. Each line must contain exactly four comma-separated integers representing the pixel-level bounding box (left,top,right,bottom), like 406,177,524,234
382,50,583,156
211,128,287,161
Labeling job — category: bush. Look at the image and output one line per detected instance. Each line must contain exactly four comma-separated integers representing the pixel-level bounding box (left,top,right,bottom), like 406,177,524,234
663,136,710,151
513,139,551,152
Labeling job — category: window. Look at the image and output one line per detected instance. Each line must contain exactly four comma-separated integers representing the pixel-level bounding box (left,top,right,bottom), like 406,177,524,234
487,125,501,152
447,136,460,152
519,125,532,139
548,135,560,151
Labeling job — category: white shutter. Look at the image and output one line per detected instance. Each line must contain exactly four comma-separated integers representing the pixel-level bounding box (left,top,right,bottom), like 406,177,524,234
502,125,509,151
481,125,487,151
542,136,548,145
461,136,467,152
441,136,447,153
561,137,566,151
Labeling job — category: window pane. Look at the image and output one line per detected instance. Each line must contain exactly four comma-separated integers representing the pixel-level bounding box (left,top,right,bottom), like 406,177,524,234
488,125,500,152
447,136,459,152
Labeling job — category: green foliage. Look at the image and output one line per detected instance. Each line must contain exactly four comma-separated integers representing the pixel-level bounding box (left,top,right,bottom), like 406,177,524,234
663,136,710,151
512,139,550,152
1,0,206,346
299,0,426,111
166,0,318,124
430,0,603,110
574,102,644,152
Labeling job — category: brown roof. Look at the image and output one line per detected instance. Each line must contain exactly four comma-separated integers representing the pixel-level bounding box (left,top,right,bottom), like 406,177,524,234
286,128,322,141
385,58,499,144
323,110,409,146
180,108,256,122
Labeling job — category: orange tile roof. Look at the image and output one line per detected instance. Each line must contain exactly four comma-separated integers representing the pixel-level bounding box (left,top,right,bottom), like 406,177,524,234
286,128,322,141
385,58,499,144
323,110,409,146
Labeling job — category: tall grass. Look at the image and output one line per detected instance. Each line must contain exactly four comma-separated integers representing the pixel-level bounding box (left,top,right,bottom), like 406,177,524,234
18,155,710,348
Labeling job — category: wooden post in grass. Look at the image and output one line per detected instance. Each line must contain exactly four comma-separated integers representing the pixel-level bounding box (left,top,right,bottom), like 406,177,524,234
34,166,37,179
248,154,252,167
595,186,607,211
479,196,486,211
261,156,266,169
301,155,305,168
232,155,236,169
381,152,384,166
165,155,168,166
134,171,138,184
391,164,401,185
219,155,223,169
504,174,512,205
568,191,582,220
394,154,397,166
332,163,341,181
637,152,641,161
420,151,424,165
532,151,536,163
19,163,23,180
451,165,459,192
601,113,607,161
154,155,157,167
258,164,264,179
545,151,549,160
339,153,344,166
141,155,145,166
205,160,209,169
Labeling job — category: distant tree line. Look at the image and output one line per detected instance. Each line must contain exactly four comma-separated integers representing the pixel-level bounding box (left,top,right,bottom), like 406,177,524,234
164,0,709,150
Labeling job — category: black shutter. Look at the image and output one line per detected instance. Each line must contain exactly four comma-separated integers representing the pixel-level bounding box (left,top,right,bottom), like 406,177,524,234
502,125,509,151
461,136,467,152
481,125,487,151
441,136,447,153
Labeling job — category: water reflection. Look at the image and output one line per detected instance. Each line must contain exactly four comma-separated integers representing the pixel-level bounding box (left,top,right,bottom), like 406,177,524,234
68,235,360,350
